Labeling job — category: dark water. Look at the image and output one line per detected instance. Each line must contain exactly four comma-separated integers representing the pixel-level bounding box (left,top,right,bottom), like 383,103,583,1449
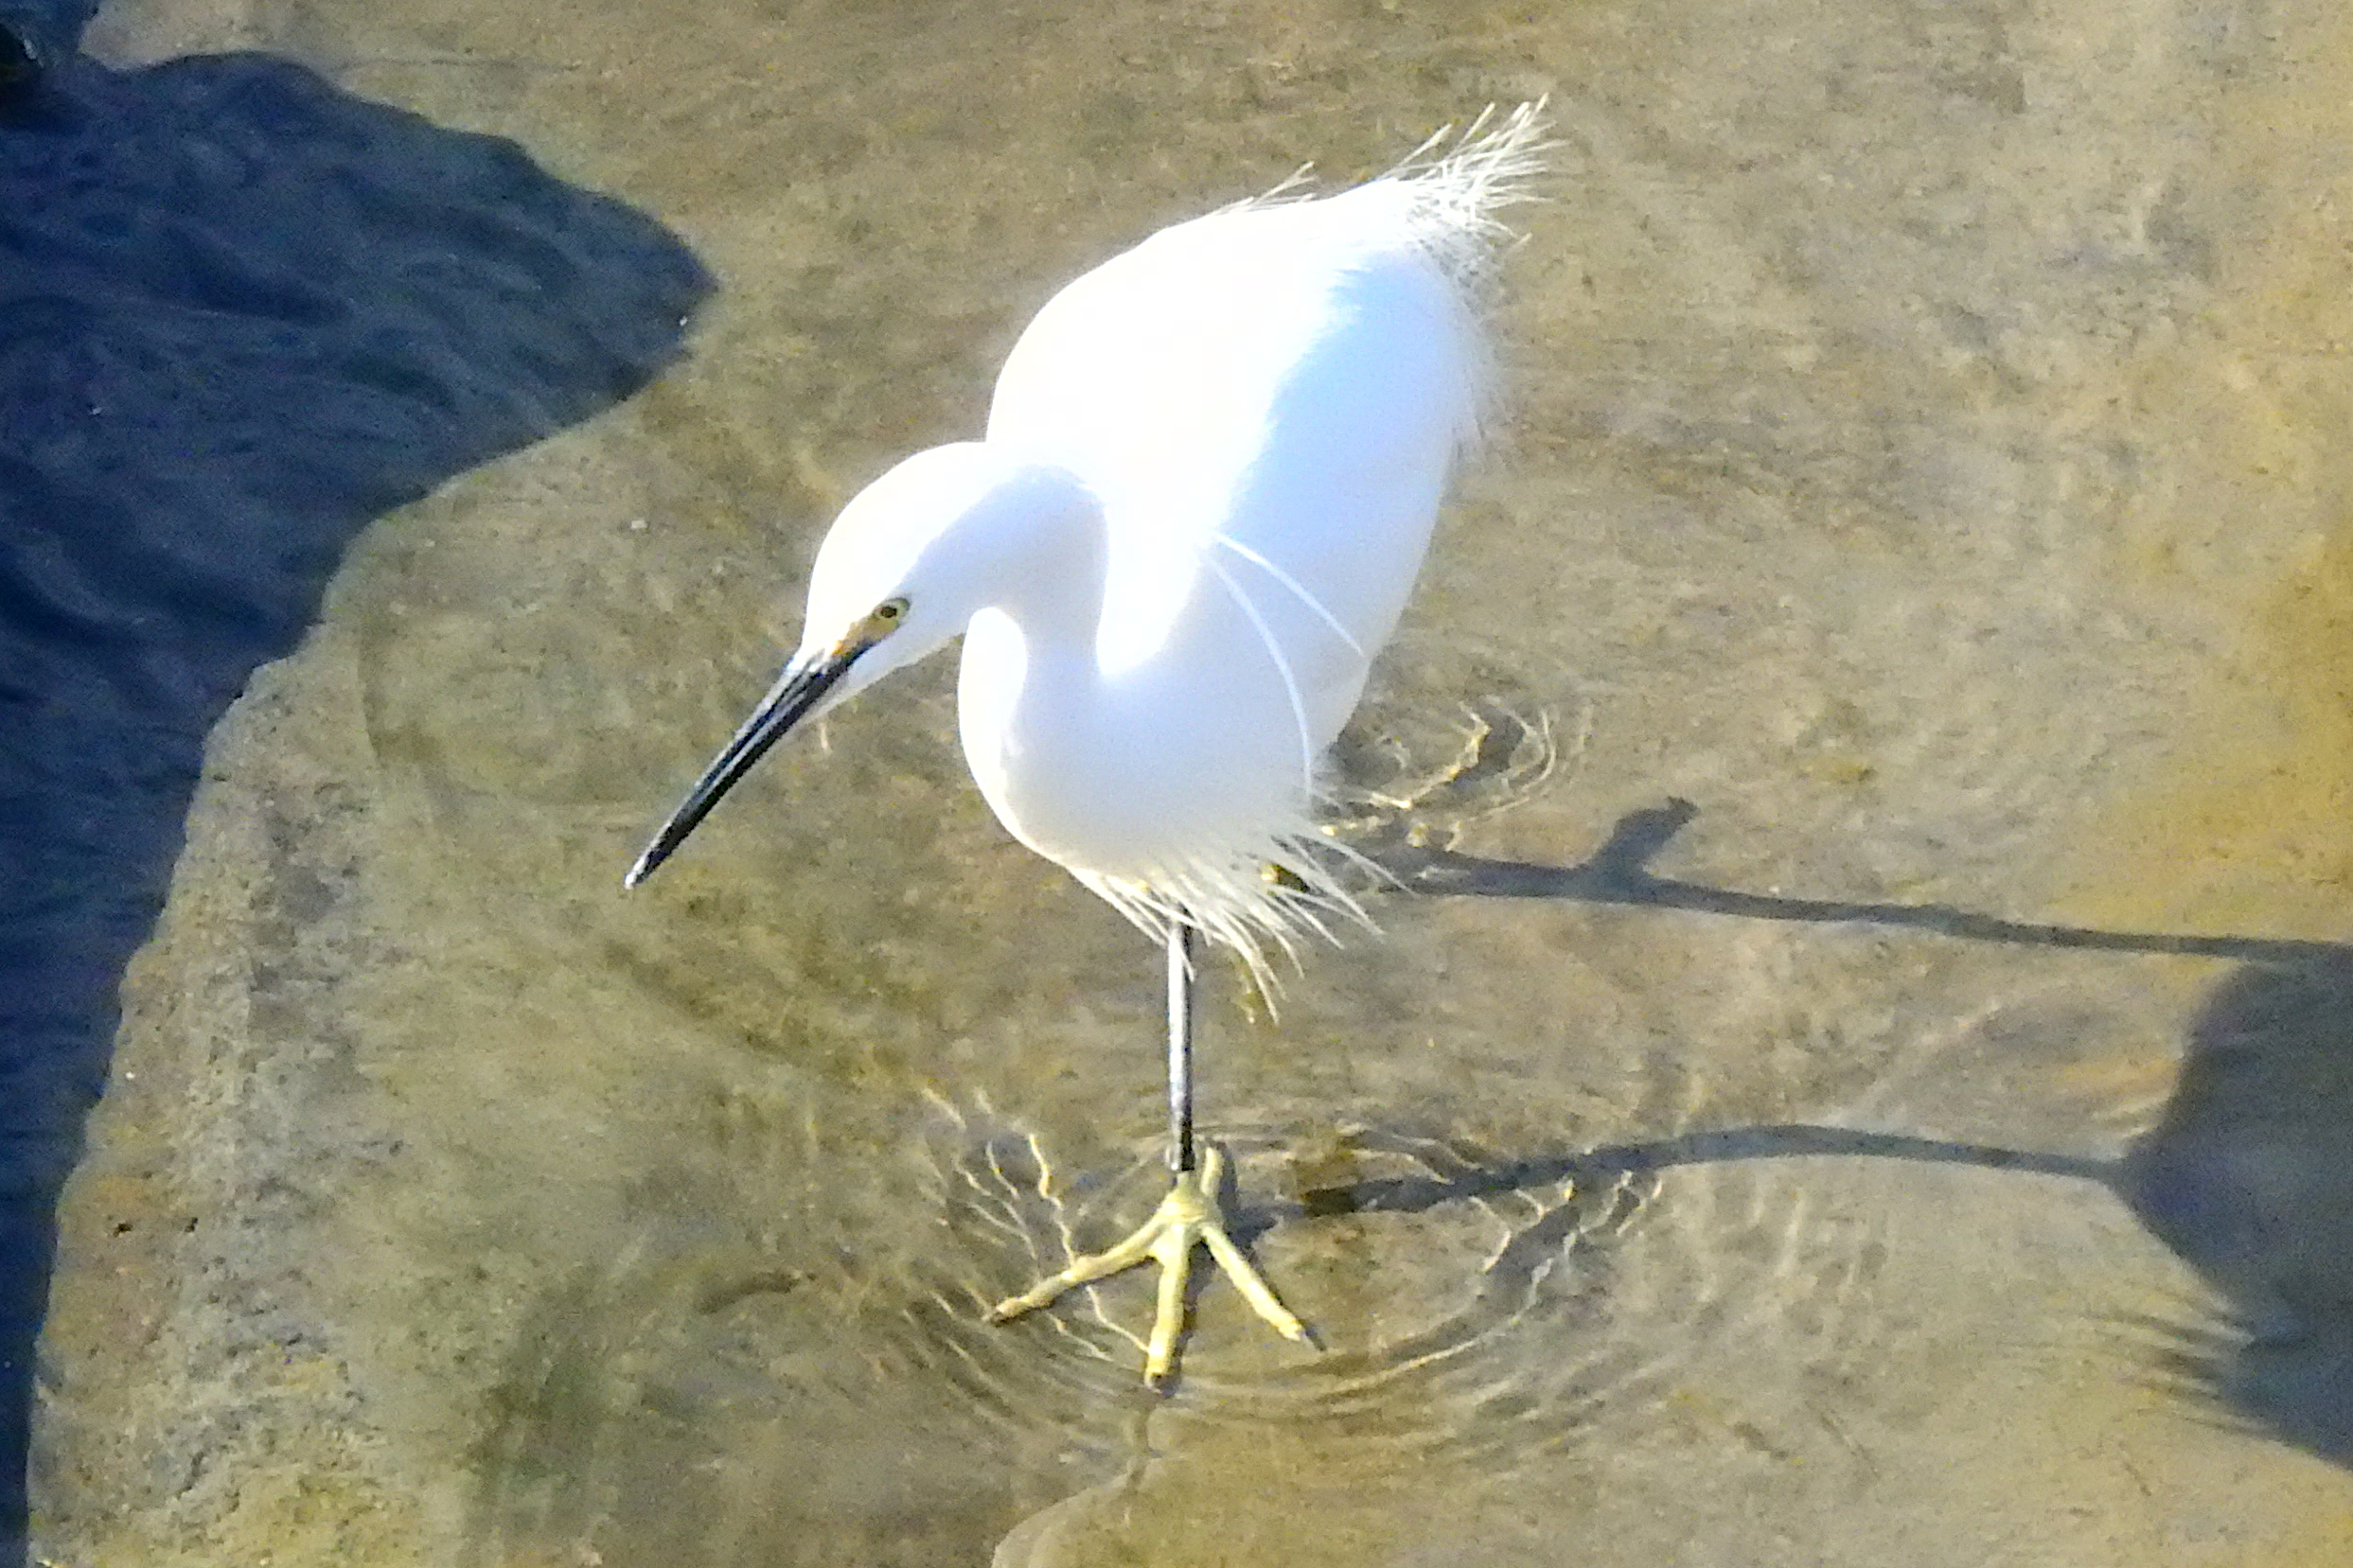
0,3,706,1549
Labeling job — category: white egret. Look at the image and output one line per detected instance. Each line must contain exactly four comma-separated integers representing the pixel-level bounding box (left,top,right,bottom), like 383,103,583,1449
628,105,1548,1388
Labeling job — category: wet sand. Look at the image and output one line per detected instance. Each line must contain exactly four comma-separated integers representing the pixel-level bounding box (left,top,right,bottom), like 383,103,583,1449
35,0,2353,1561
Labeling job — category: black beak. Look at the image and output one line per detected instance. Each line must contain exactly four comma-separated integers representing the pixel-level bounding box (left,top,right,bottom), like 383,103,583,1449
624,646,860,888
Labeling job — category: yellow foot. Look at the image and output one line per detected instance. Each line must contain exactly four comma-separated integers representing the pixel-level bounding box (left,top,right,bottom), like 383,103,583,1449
985,1143,1315,1389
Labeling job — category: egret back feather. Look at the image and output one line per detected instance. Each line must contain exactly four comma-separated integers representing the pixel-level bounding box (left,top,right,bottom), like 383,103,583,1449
989,104,1551,986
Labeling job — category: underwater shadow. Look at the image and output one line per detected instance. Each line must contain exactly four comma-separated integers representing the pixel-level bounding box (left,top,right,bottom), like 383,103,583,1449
1339,800,2353,1469
2119,960,2353,1466
1,4,710,1552
1277,1121,2111,1223
1371,796,2343,967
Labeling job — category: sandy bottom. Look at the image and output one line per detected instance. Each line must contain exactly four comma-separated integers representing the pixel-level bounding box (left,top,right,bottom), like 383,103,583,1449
34,0,2353,1562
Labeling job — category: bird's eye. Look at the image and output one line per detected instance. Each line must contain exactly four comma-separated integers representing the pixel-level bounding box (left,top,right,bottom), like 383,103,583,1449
874,597,909,626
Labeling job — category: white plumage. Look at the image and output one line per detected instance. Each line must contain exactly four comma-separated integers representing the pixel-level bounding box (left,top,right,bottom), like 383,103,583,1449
628,105,1548,1386
632,106,1544,958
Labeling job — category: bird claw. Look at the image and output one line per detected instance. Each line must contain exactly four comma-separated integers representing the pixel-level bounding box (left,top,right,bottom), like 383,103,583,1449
987,1143,1315,1389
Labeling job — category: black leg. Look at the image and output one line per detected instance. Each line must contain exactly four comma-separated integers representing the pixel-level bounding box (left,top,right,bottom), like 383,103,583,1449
1165,922,1197,1174
989,918,1311,1376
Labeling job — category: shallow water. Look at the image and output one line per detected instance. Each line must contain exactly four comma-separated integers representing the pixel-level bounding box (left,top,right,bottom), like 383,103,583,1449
29,0,2353,1561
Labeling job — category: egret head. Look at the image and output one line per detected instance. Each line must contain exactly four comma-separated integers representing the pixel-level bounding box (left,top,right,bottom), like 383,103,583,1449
792,442,1030,699
626,442,1093,888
